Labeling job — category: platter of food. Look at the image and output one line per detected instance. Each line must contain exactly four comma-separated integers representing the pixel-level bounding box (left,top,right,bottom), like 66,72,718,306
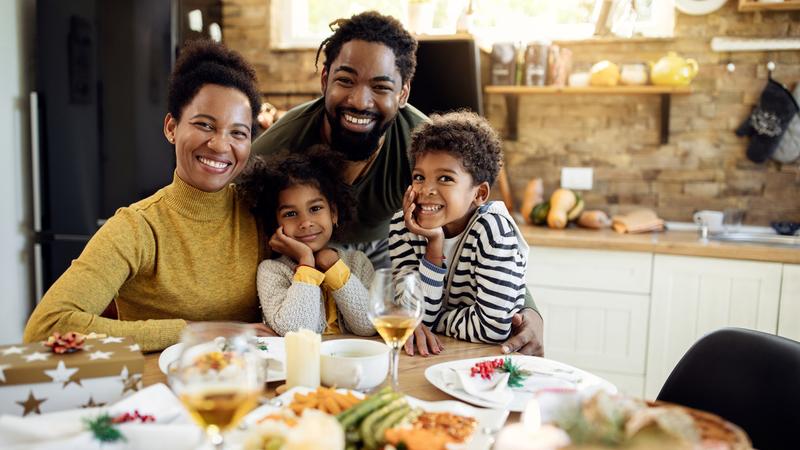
242,385,509,450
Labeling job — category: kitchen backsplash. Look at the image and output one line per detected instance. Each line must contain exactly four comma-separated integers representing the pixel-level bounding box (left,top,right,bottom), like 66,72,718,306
222,1,800,225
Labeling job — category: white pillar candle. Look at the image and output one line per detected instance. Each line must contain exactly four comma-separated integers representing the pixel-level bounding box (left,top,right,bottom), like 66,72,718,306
285,328,320,389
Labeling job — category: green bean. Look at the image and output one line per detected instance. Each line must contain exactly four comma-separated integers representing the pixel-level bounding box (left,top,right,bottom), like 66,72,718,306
338,391,402,429
345,428,360,445
360,398,407,450
372,405,411,446
336,386,393,423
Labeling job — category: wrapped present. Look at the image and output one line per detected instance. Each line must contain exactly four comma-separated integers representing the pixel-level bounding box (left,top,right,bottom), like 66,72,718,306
0,335,144,416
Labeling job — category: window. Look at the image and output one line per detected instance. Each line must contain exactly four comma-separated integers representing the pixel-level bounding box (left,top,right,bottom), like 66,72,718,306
271,0,675,49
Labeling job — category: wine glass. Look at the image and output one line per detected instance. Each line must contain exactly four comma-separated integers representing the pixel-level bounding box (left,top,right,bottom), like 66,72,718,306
368,267,424,390
169,322,266,449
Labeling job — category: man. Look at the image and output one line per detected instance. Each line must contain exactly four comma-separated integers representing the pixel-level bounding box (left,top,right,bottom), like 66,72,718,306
252,11,543,357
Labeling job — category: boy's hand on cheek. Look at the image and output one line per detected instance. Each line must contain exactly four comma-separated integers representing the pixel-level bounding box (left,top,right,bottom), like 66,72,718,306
269,227,315,267
314,248,340,272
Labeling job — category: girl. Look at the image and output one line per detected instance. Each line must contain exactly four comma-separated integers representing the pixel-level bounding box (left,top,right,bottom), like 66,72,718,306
238,148,375,336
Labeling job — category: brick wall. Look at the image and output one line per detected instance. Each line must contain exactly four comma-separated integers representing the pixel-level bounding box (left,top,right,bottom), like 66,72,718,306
223,1,800,225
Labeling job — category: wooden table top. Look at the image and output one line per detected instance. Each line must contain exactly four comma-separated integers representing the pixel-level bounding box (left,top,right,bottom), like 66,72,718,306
141,335,750,446
142,334,515,414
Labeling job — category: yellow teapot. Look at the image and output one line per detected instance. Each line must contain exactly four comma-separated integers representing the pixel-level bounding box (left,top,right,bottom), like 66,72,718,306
650,52,698,86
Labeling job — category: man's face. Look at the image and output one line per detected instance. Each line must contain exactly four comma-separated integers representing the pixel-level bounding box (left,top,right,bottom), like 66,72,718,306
321,40,410,161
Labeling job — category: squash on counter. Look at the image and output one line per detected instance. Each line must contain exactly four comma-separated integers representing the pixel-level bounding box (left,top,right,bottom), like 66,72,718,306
578,210,611,229
530,201,550,225
520,178,544,225
547,188,577,229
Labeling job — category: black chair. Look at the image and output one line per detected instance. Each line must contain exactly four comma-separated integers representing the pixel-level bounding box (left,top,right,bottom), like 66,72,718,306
657,327,800,450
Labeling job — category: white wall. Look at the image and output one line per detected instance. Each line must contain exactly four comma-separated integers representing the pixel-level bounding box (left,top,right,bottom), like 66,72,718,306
0,0,34,344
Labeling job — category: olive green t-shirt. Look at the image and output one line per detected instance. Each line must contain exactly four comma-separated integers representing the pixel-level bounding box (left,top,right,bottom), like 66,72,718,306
251,97,429,244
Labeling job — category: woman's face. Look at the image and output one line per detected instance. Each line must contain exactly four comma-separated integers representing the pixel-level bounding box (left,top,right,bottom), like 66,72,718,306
163,84,253,192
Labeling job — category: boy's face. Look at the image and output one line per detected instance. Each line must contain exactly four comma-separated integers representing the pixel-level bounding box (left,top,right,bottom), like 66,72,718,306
276,184,336,252
411,151,489,238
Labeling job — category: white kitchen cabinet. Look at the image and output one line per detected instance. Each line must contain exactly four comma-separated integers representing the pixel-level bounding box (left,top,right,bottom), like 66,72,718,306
778,264,800,342
527,247,652,396
644,255,783,399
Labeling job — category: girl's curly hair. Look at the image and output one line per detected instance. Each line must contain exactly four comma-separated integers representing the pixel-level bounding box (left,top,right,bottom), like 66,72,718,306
236,146,356,239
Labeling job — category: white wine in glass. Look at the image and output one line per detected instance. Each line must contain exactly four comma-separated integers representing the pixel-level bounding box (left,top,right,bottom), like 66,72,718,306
368,268,423,390
169,322,266,448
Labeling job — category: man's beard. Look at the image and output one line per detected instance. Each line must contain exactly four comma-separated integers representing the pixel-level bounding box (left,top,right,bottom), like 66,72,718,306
325,107,393,161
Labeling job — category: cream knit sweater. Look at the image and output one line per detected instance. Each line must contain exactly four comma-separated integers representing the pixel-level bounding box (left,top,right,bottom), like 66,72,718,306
24,173,263,351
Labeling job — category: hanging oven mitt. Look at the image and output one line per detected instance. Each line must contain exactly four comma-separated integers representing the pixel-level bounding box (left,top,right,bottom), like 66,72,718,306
736,78,800,163
772,82,800,164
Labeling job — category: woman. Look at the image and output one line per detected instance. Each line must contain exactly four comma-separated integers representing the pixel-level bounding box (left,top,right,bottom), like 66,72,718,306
24,40,272,351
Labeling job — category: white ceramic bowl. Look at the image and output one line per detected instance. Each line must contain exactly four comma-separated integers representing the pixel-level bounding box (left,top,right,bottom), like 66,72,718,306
320,339,389,391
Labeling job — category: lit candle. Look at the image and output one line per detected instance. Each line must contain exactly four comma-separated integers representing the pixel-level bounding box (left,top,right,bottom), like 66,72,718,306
285,328,320,389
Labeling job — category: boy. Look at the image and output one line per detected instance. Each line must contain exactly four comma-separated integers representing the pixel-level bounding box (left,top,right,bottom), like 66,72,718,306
389,111,528,345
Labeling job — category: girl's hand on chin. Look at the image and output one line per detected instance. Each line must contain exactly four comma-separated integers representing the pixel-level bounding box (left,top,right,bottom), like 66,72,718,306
269,226,315,267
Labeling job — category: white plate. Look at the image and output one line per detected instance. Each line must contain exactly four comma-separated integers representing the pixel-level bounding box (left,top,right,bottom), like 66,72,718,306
424,355,617,412
243,386,509,450
158,336,286,382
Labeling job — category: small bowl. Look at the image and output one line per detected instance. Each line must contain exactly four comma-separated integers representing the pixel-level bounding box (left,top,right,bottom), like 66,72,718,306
320,339,389,391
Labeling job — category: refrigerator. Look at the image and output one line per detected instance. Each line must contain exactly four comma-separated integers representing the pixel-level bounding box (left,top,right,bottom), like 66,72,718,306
31,0,222,301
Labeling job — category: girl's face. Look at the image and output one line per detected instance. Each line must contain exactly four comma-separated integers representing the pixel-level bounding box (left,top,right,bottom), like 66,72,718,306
276,183,336,252
163,84,253,192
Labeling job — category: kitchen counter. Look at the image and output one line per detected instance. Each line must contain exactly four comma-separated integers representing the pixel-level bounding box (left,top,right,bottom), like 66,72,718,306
520,225,800,264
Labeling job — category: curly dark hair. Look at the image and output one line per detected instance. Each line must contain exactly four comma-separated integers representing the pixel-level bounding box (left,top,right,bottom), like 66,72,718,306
409,111,503,186
168,39,261,129
236,146,356,239
316,11,417,84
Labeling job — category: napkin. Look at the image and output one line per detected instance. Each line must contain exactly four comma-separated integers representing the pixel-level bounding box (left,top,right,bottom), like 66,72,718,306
444,368,514,407
611,209,665,234
0,384,200,450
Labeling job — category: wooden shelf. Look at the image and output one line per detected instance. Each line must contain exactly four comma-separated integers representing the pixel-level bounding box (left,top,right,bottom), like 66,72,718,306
484,85,692,95
484,85,693,144
738,0,800,12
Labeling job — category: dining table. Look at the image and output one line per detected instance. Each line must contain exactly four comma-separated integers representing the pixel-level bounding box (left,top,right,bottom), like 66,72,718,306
143,334,514,414
141,334,751,449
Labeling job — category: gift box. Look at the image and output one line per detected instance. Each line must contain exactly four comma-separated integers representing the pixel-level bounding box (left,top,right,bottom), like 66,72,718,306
0,335,144,416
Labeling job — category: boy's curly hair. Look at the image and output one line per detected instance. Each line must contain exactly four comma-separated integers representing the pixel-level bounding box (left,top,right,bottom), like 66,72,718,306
168,39,261,129
409,111,503,186
316,11,417,84
236,146,356,238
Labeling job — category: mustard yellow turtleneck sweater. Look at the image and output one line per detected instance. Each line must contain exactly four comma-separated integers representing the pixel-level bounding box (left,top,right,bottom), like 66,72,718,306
23,173,263,352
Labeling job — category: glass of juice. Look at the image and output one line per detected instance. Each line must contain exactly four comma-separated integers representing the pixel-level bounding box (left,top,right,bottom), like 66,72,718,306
169,322,266,448
368,268,423,390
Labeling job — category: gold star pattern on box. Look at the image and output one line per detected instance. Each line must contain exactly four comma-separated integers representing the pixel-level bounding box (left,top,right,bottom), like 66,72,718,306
120,366,142,395
81,396,106,408
16,390,47,416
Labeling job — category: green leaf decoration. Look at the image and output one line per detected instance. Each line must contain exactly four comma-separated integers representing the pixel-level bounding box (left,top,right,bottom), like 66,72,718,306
499,357,532,388
84,413,125,443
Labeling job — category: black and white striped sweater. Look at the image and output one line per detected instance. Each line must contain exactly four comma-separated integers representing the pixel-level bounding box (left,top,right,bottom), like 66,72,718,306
388,201,529,344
